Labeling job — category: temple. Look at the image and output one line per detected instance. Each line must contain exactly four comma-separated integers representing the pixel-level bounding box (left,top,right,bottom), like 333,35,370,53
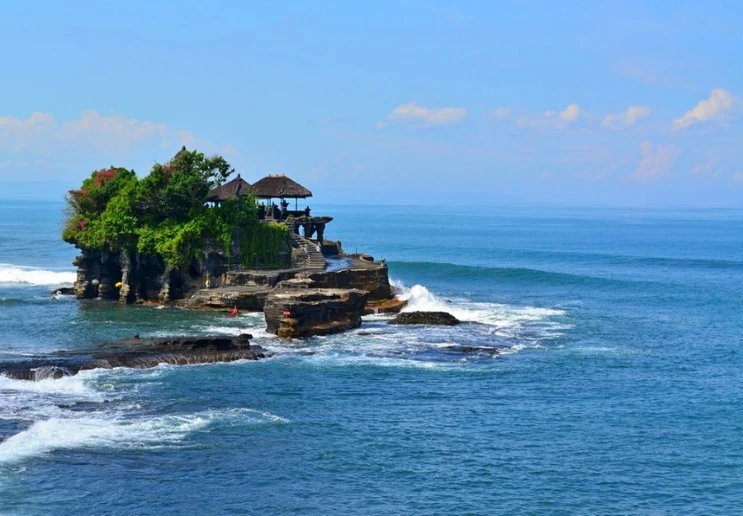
210,173,333,245
69,152,404,337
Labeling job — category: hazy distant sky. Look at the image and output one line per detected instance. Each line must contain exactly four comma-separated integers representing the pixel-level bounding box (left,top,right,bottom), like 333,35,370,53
0,1,741,206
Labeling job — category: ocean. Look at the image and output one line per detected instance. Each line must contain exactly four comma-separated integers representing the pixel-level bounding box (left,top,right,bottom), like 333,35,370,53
0,199,741,514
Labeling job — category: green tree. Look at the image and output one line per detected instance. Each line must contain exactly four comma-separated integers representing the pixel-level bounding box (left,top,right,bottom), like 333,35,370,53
63,149,289,269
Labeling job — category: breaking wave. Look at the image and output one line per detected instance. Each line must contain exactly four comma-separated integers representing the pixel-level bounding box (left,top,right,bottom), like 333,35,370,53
0,264,76,286
396,281,568,333
0,407,288,466
264,281,571,365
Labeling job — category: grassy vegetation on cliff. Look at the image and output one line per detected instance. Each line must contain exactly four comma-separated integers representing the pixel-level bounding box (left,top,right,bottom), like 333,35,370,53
63,149,289,268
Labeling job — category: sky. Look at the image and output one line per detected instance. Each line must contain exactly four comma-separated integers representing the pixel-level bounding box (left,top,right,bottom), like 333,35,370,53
0,0,741,206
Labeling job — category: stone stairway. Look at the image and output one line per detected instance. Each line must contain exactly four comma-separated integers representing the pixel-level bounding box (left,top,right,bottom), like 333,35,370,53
290,233,326,270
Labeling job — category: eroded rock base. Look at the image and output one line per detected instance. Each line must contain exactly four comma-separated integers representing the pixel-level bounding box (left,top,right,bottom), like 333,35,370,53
264,288,368,339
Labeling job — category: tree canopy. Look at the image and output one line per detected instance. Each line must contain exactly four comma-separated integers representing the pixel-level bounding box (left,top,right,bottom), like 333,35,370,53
63,149,289,268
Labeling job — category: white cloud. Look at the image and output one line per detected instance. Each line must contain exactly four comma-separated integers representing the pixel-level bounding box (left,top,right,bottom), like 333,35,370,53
0,112,56,151
490,107,512,119
690,155,719,176
538,170,552,181
602,106,651,128
559,103,582,122
632,140,679,183
671,88,738,130
516,103,585,129
732,171,743,185
0,110,203,154
380,102,467,127
56,110,172,150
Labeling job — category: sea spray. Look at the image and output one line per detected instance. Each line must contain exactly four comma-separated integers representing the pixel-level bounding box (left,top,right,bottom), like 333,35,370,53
0,264,76,286
394,281,569,332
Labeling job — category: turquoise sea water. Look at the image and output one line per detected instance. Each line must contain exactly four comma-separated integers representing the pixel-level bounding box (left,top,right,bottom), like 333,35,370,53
0,199,741,514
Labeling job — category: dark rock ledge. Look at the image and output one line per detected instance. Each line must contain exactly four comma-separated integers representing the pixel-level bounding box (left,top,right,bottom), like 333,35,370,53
389,311,461,326
0,335,265,381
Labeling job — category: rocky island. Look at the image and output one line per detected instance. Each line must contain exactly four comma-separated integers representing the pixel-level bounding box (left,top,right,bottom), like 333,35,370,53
62,147,405,338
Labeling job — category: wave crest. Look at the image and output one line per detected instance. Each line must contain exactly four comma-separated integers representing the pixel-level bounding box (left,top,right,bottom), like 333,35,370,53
0,264,76,286
0,407,287,466
396,282,566,329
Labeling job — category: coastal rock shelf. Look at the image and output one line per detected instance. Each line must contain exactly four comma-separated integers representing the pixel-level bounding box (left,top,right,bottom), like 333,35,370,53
264,288,368,338
184,285,273,311
0,335,265,381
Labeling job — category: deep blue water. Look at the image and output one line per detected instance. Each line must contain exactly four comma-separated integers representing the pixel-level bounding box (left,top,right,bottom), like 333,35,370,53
0,199,741,515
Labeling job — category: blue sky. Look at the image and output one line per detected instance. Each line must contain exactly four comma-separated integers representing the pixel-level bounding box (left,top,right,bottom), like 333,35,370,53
0,0,741,206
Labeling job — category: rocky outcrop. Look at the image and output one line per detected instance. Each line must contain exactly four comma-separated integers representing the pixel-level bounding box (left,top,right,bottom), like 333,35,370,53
70,231,291,304
72,249,201,303
443,345,501,356
184,286,273,311
0,334,264,381
224,269,296,288
73,251,119,300
389,311,461,326
188,259,402,317
364,296,408,315
264,288,368,338
70,228,401,340
299,261,392,300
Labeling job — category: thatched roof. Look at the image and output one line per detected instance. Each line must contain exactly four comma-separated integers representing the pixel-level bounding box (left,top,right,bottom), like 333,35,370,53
173,145,188,160
251,174,312,199
206,174,253,202
163,146,189,173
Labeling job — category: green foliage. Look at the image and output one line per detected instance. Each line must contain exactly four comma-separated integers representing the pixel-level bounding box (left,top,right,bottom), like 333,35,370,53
62,149,288,269
63,167,138,250
136,219,208,267
238,221,290,269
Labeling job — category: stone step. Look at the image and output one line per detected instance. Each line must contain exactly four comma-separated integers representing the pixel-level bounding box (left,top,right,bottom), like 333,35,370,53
290,234,326,270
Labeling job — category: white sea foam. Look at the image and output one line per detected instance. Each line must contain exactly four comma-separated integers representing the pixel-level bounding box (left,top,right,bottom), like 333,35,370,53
0,408,287,466
276,351,458,371
261,282,571,363
0,369,108,397
396,282,567,333
0,263,76,286
0,369,118,427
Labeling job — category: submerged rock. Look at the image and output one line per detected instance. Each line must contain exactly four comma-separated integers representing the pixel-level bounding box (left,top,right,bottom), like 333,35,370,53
389,311,461,326
0,334,264,381
49,287,76,297
264,288,368,338
443,345,501,355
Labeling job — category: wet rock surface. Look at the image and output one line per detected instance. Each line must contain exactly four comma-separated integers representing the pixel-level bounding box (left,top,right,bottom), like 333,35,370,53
389,311,461,326
184,286,273,311
264,288,368,338
0,335,264,381
443,345,502,355
364,296,407,315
